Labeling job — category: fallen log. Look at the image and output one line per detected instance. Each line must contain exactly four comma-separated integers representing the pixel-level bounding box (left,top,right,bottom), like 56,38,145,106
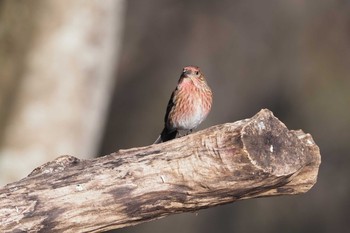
0,109,321,232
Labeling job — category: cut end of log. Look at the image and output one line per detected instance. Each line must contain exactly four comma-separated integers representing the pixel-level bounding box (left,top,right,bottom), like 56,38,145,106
241,109,321,195
242,109,305,176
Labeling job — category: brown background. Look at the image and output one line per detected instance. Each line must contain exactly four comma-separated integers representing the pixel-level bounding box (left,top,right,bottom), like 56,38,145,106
1,0,349,233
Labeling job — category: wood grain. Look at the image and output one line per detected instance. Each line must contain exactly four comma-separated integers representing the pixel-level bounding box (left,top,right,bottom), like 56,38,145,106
0,109,321,232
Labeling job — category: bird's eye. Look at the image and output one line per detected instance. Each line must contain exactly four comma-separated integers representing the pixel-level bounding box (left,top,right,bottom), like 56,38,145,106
195,71,199,75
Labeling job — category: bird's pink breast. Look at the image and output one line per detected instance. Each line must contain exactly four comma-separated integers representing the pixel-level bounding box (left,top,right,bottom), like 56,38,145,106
169,80,212,130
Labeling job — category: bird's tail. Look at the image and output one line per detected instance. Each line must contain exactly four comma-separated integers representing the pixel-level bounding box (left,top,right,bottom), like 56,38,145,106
153,128,177,144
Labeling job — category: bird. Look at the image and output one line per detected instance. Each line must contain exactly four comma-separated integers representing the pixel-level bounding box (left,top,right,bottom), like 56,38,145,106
154,66,212,144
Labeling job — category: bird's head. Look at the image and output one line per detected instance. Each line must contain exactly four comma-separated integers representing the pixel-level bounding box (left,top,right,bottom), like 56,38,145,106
180,66,206,84
181,66,201,78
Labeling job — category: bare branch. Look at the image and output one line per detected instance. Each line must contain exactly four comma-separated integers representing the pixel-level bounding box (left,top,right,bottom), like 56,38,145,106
0,109,321,233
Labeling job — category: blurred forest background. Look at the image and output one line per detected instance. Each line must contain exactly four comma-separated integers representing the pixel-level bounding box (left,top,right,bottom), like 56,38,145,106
0,0,349,233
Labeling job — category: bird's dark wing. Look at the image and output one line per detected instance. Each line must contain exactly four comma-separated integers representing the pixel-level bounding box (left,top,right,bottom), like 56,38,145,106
164,88,176,124
153,88,178,144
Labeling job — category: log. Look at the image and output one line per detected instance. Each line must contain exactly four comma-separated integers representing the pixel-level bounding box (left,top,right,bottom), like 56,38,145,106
0,109,321,233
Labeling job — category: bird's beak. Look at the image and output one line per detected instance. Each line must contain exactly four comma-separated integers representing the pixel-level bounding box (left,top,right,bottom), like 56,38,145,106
182,70,191,77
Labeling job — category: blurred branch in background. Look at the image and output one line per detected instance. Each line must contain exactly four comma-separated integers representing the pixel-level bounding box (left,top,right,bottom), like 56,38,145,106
0,0,125,185
0,109,321,233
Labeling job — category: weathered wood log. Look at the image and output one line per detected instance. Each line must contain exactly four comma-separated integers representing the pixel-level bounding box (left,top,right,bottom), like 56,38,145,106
0,109,321,233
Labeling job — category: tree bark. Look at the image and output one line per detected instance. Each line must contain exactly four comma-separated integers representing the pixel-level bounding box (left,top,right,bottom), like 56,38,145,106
0,109,321,233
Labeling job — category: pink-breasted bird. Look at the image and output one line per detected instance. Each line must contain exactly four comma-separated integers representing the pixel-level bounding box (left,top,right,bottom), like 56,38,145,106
154,66,212,144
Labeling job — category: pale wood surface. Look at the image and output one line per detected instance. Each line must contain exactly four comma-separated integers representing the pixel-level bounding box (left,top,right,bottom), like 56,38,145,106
0,109,321,233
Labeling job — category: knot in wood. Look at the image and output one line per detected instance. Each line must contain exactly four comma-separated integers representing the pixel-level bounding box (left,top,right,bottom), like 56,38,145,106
28,155,80,176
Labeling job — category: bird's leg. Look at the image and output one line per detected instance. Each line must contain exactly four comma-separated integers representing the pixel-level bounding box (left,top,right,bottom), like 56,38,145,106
184,129,193,136
177,131,184,138
177,130,188,138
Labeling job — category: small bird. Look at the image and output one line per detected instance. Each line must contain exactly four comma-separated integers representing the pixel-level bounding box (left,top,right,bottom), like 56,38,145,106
154,66,212,144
